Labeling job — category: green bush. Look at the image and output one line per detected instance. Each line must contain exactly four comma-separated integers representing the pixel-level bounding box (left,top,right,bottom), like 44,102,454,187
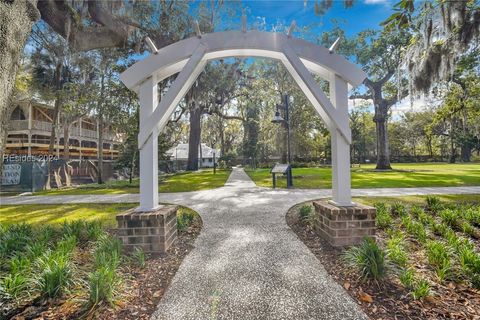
35,250,74,298
402,215,427,243
425,196,442,213
425,240,452,282
459,247,480,288
87,266,118,307
399,267,415,289
9,255,31,275
439,209,460,227
465,207,480,226
132,247,147,269
0,272,30,300
390,202,407,217
298,205,313,219
343,237,388,281
386,235,408,267
177,208,196,231
0,224,34,259
94,234,122,270
411,278,431,300
374,202,393,229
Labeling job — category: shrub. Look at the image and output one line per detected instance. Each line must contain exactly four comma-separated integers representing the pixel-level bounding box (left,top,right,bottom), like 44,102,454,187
439,209,459,227
299,205,313,219
343,237,388,281
399,267,415,289
425,196,442,213
94,234,122,270
402,216,427,243
459,247,480,288
374,203,392,229
410,206,424,218
386,235,408,267
62,220,87,243
426,240,452,281
177,208,196,231
0,272,30,300
35,250,74,298
26,241,48,259
411,278,431,300
85,221,104,242
9,255,31,274
465,207,480,226
460,221,477,238
37,225,59,245
391,203,407,216
87,266,118,307
56,235,78,257
0,224,34,259
132,247,147,269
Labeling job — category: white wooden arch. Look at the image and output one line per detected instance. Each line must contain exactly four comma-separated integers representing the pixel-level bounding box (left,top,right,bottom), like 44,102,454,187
121,29,366,211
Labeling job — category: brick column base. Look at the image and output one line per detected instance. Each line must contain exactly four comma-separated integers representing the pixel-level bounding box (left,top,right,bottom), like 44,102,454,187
312,201,376,247
116,206,178,253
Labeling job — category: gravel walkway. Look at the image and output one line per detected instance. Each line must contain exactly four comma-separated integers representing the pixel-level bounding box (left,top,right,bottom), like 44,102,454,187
151,168,367,320
2,169,480,319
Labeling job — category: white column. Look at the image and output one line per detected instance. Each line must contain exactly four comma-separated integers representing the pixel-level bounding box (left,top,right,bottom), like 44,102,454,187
138,76,159,211
329,74,353,206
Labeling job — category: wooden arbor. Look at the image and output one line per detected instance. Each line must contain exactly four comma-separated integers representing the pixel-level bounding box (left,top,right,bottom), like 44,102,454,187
120,27,366,211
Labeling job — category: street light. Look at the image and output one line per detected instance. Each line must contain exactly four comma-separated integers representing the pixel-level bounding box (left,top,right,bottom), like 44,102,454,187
271,94,291,164
271,94,293,187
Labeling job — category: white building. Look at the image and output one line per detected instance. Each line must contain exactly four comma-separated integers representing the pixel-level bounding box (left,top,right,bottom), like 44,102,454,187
166,143,220,168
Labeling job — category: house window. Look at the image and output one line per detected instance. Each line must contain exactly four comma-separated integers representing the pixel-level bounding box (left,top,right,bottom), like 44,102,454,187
10,107,26,120
209,158,213,162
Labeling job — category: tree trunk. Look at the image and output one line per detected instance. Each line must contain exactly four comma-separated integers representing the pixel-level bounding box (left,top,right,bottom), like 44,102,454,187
63,121,70,161
97,115,104,184
374,114,392,169
0,1,39,177
187,107,202,171
48,61,63,153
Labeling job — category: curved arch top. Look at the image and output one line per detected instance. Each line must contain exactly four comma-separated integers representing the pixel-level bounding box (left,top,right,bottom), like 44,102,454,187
121,30,366,91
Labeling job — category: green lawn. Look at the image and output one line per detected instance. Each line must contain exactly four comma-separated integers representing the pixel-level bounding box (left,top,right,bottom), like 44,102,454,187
246,163,480,189
0,203,137,227
354,193,480,207
32,169,231,195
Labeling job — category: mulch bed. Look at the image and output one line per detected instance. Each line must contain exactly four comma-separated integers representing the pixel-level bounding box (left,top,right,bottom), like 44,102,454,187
8,216,202,320
286,203,480,320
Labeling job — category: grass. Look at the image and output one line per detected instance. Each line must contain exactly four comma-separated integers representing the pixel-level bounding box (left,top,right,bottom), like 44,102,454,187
355,193,480,207
246,163,480,189
31,169,231,195
0,204,137,227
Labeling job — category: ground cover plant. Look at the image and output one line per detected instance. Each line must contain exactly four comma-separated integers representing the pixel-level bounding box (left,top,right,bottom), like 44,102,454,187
287,194,480,319
0,206,201,319
246,163,480,189
30,169,231,196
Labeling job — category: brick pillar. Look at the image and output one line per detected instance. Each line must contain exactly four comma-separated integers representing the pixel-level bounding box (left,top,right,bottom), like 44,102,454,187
116,205,178,253
313,201,376,247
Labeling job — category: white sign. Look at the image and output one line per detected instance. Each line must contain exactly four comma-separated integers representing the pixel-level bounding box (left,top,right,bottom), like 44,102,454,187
2,164,21,185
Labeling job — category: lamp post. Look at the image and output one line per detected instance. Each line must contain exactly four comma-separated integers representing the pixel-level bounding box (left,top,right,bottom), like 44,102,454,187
272,94,293,188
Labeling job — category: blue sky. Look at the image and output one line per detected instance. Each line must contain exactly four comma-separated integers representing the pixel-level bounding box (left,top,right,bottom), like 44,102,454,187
241,0,395,37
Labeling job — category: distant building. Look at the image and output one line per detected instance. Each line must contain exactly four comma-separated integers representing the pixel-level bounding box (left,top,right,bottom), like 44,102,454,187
166,143,220,169
5,98,123,161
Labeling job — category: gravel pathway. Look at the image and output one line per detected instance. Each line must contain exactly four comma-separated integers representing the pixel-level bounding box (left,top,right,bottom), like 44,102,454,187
151,168,367,320
2,169,480,319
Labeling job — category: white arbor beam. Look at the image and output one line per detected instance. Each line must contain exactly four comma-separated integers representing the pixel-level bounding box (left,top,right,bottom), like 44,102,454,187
138,44,208,149
138,77,159,211
281,44,351,144
330,74,353,206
